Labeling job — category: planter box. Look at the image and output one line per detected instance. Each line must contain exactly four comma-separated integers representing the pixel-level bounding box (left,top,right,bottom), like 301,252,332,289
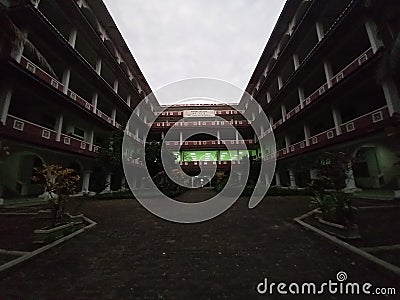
65,213,84,225
316,217,361,240
33,222,75,244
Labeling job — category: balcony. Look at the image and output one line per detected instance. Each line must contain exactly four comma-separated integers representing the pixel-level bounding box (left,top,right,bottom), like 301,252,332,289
157,110,245,117
150,120,252,130
164,139,255,150
274,48,376,129
1,115,99,157
267,106,391,161
179,160,243,171
19,56,122,129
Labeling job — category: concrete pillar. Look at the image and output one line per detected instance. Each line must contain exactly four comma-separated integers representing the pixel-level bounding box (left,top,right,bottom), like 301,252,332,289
161,132,165,140
61,68,70,94
126,95,131,107
68,29,78,48
285,135,291,150
266,92,272,104
111,108,116,126
265,173,270,186
12,30,26,63
179,131,183,144
120,176,127,192
91,93,98,112
293,53,300,70
0,87,13,125
303,124,311,146
135,128,139,139
298,88,305,109
113,79,119,94
95,58,102,75
87,129,94,151
275,172,281,186
281,105,287,122
315,21,324,41
269,115,274,126
382,80,400,115
81,171,91,194
289,169,297,189
277,76,283,90
331,108,342,135
235,130,239,143
323,60,334,88
217,130,220,142
364,19,384,53
55,114,63,142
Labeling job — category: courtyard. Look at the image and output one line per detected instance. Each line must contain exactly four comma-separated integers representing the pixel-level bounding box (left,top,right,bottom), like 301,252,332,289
0,190,399,299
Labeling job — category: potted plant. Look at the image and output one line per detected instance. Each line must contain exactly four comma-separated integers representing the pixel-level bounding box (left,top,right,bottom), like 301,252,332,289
32,164,81,244
310,151,360,239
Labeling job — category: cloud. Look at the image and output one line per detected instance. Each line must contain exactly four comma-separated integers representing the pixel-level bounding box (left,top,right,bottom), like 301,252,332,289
103,0,285,103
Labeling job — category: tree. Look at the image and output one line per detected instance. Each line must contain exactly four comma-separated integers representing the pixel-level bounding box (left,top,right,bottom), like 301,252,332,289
145,141,176,177
96,130,123,174
33,164,80,226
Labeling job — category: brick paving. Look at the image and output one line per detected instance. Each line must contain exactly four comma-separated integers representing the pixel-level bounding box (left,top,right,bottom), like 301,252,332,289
0,190,399,299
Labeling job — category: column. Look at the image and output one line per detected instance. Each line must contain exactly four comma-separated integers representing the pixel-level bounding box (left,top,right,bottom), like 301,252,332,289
87,129,94,151
382,80,400,115
55,114,63,141
364,19,384,53
315,21,324,41
285,135,291,151
61,68,71,94
323,60,333,88
0,87,13,125
95,58,102,75
113,79,119,94
298,88,305,109
289,169,297,189
331,108,342,135
269,115,274,127
12,30,26,63
310,169,318,181
265,173,270,186
281,105,287,122
91,93,98,113
235,130,239,143
161,132,165,140
68,28,78,48
111,108,116,126
277,76,283,90
217,130,220,142
266,92,272,104
120,176,127,191
275,172,281,186
126,95,131,107
135,128,139,139
179,131,183,144
303,124,311,146
293,53,300,70
81,171,91,194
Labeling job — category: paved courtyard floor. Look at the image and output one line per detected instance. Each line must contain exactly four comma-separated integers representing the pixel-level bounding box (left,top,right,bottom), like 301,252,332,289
0,189,399,299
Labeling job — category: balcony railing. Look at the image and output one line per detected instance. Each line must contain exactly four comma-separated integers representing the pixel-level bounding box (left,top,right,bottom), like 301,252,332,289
150,120,251,129
157,110,245,117
19,56,119,129
164,139,254,149
3,115,99,157
274,48,375,129
270,106,390,160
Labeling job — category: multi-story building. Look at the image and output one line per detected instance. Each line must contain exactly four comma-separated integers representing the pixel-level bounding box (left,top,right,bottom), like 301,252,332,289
148,103,258,187
0,0,154,198
244,0,400,192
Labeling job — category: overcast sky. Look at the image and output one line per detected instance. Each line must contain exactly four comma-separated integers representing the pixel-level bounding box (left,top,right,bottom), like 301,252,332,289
102,0,285,103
